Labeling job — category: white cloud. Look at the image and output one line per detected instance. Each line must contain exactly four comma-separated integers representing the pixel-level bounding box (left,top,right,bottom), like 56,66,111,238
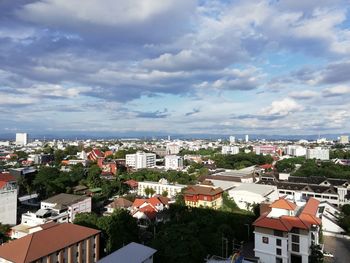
261,98,304,116
288,90,319,99
323,85,350,97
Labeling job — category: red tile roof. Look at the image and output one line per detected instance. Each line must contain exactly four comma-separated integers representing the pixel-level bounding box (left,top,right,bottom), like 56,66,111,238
0,223,100,263
184,185,223,196
0,173,16,189
269,198,297,210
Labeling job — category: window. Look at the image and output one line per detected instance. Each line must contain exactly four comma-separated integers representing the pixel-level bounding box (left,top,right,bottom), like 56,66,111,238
292,243,300,252
292,235,299,243
276,257,283,263
276,248,282,256
276,239,282,246
291,228,299,234
274,230,283,237
262,237,269,244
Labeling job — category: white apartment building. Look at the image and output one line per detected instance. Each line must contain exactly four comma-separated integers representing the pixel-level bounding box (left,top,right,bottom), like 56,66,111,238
286,146,306,157
12,193,91,239
221,145,239,155
126,151,156,169
254,198,321,263
166,144,180,155
339,135,349,144
306,147,329,160
229,136,236,144
164,155,183,170
138,178,186,198
0,173,17,225
15,132,28,145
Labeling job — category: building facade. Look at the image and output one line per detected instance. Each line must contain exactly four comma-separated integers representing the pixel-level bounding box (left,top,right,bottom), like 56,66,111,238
0,223,100,263
15,133,28,145
183,185,223,209
254,198,321,263
126,152,156,169
0,173,17,225
164,155,183,170
221,145,239,155
138,179,186,198
306,147,329,160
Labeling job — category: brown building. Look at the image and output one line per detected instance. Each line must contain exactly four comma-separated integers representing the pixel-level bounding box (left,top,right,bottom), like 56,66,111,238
0,223,100,263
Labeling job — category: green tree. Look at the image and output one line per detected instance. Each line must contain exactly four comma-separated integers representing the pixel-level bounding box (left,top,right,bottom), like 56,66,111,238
33,167,64,198
309,244,324,263
162,190,168,197
87,164,102,188
0,224,10,244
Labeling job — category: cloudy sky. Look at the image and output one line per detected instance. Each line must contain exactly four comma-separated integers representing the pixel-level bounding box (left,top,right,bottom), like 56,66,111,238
1,0,350,136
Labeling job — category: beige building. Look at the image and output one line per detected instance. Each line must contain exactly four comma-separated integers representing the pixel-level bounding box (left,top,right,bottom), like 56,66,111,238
0,223,100,263
183,185,223,209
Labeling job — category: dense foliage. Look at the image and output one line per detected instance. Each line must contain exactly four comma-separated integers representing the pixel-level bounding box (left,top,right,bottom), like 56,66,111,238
339,204,350,234
74,210,139,255
308,244,324,263
330,149,350,159
212,153,273,169
292,160,350,179
275,157,305,173
151,205,256,263
121,169,197,185
179,148,220,157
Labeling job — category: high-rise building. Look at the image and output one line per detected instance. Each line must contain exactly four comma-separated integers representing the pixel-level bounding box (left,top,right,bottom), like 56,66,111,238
0,173,17,225
126,151,156,169
166,143,180,155
229,136,236,144
221,145,240,155
164,155,184,170
339,135,349,144
15,133,28,145
306,147,329,160
245,134,249,143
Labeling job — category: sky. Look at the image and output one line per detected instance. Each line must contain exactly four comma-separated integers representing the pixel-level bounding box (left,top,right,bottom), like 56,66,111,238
1,0,350,137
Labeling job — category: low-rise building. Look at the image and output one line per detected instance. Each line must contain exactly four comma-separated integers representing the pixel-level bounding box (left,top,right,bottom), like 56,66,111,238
0,223,100,263
0,173,17,225
14,193,92,238
138,179,186,198
253,198,321,263
183,185,223,209
228,184,279,211
104,198,133,215
317,201,345,234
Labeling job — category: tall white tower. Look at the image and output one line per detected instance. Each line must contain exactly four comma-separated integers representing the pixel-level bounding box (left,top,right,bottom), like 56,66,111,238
245,134,249,143
15,133,28,145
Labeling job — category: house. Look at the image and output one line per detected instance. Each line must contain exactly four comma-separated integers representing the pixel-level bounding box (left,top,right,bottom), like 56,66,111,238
138,178,186,198
14,193,91,237
253,197,321,263
183,185,223,209
0,223,100,263
98,242,156,263
0,172,17,225
228,184,279,211
104,198,133,215
131,197,169,223
87,148,104,161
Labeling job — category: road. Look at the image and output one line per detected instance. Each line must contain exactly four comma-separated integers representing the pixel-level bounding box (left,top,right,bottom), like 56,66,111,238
323,235,350,263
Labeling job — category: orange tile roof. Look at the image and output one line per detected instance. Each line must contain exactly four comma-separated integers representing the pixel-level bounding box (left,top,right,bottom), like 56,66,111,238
0,223,100,263
133,199,147,208
269,198,297,210
254,198,321,232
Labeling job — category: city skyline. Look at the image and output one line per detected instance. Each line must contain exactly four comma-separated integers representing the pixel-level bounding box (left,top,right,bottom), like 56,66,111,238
1,0,350,135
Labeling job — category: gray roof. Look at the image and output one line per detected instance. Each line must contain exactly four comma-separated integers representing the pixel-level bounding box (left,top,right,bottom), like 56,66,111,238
42,193,89,209
230,183,276,197
98,242,157,263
